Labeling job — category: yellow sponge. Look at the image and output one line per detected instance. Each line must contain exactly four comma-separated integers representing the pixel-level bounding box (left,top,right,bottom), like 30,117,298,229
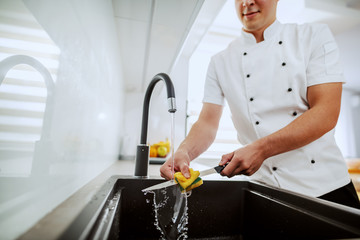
174,168,203,192
185,177,203,191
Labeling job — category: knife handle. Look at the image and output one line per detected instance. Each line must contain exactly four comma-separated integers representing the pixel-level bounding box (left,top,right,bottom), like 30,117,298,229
214,163,229,173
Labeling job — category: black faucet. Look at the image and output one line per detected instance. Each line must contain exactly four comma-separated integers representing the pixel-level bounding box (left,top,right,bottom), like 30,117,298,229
134,73,176,177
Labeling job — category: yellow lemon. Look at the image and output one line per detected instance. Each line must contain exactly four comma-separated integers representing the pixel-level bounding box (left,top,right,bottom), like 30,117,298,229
157,146,167,157
164,140,170,153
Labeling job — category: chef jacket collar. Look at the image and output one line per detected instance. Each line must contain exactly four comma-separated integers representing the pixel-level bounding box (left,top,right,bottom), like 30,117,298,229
241,19,281,44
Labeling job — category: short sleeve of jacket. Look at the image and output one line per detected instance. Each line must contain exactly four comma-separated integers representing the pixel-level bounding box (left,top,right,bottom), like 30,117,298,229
202,56,225,106
306,24,345,86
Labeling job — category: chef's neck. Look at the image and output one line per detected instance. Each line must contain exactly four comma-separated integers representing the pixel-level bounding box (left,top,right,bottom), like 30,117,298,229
242,18,276,43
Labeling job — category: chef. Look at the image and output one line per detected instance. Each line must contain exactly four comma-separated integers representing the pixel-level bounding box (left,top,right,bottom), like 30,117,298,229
161,0,360,208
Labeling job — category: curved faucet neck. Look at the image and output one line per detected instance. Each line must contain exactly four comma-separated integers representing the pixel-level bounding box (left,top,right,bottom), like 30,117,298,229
134,73,176,177
140,73,176,144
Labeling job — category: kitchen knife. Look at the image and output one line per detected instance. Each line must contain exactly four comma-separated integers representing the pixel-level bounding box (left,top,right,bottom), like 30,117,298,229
142,164,228,192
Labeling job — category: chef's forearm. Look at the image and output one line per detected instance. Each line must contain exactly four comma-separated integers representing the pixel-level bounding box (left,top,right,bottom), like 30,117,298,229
177,119,218,160
257,108,334,159
177,103,223,161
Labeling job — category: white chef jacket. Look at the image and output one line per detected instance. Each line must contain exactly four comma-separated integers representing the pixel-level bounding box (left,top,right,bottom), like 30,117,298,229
203,20,350,197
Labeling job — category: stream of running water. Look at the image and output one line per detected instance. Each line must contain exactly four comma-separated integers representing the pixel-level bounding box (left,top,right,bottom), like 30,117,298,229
144,186,191,239
143,112,192,239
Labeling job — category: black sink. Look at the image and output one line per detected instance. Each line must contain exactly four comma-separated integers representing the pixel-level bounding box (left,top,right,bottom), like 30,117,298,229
60,176,360,240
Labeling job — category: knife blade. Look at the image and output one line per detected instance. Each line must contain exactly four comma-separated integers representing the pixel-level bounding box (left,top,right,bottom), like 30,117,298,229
142,164,228,192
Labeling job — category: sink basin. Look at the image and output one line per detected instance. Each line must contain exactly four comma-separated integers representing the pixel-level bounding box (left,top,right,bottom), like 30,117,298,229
60,176,360,239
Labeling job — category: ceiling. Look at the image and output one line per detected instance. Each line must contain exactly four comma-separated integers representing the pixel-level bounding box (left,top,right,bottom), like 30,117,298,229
112,0,226,93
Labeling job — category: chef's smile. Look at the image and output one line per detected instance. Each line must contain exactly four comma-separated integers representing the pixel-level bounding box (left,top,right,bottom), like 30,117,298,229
242,10,260,20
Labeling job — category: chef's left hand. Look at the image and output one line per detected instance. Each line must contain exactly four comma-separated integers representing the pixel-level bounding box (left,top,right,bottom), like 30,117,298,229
219,142,266,177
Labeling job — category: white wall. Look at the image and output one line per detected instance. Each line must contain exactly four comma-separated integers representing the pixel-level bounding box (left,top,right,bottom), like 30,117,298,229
335,24,360,157
119,0,227,159
121,55,189,159
337,90,359,157
336,24,360,90
0,1,124,239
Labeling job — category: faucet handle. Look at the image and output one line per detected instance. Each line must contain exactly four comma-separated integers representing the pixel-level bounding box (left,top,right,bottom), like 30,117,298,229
134,145,149,177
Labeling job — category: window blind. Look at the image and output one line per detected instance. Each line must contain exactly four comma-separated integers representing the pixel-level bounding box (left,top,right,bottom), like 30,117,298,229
0,4,59,176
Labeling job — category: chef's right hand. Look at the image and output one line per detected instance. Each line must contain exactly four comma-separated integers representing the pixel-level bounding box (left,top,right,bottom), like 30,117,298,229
160,149,191,180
